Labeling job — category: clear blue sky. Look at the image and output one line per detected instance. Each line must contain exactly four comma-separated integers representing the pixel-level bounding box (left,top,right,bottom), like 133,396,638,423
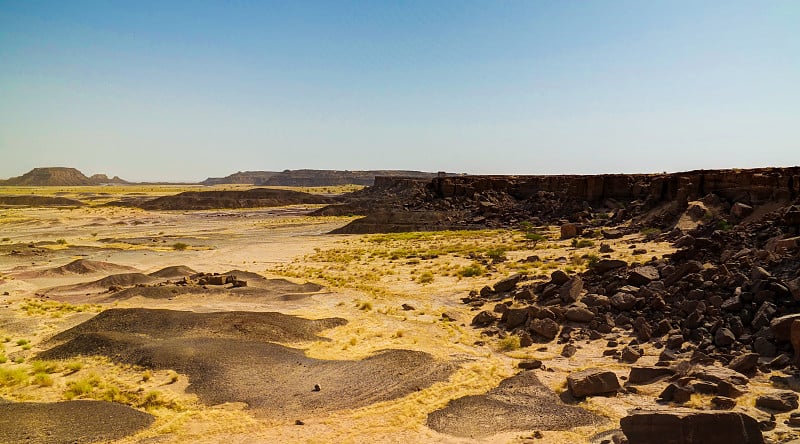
1,1,798,182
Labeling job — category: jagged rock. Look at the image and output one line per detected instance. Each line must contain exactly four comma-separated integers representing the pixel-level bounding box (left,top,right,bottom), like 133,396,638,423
611,292,637,310
770,314,800,342
501,308,528,330
567,368,620,398
471,311,496,327
659,383,693,403
582,294,610,307
565,306,594,323
591,259,627,274
601,228,624,239
494,273,523,293
620,409,763,444
714,328,736,347
711,396,737,410
518,359,542,370
727,353,759,373
731,202,754,219
690,366,749,387
753,337,777,358
529,318,559,341
628,366,675,384
559,276,583,303
756,391,799,412
621,346,642,363
599,243,614,253
550,270,570,286
561,344,577,358
628,266,659,286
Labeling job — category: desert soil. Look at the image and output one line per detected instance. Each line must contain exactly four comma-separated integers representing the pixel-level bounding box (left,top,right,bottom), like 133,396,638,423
0,192,748,444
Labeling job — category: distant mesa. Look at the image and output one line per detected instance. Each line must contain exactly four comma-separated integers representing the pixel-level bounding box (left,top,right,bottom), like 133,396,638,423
201,169,443,187
0,167,128,186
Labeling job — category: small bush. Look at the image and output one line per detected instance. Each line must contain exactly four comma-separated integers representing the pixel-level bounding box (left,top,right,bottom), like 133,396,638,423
0,367,28,386
172,242,189,251
141,370,152,382
640,227,661,236
355,300,372,311
1,237,10,242
717,219,733,231
32,373,54,387
56,239,67,245
64,375,101,399
586,254,600,267
30,360,58,374
65,361,83,373
416,271,434,284
167,370,179,384
571,239,594,248
16,339,29,346
497,336,521,352
457,263,486,278
486,248,507,262
0,354,6,364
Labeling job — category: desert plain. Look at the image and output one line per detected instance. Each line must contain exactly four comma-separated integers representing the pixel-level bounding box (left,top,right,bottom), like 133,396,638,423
1,168,799,444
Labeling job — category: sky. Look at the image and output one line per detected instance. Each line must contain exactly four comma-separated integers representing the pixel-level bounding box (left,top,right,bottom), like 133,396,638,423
1,1,798,182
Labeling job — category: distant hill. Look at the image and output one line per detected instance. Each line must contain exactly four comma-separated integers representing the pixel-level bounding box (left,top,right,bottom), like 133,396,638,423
202,169,441,187
0,168,128,186
201,171,281,186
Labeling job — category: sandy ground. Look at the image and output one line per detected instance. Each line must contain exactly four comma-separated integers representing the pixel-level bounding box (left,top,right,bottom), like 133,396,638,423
0,197,729,444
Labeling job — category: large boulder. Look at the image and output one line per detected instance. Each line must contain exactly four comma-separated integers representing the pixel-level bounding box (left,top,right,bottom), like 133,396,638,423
620,409,763,444
591,259,627,274
560,223,580,239
471,311,496,327
756,391,799,412
559,276,583,303
529,318,559,341
493,274,523,293
628,266,660,286
567,368,620,398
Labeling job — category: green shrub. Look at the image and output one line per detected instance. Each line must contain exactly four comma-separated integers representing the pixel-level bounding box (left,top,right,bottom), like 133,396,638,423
0,367,28,386
497,335,521,352
172,242,189,251
416,271,434,284
64,374,101,399
486,248,507,262
571,239,594,248
64,360,83,373
457,263,486,277
15,339,29,346
32,373,54,387
30,360,58,374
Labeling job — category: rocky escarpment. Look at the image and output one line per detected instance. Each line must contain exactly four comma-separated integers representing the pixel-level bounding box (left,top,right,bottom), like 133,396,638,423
0,168,127,186
326,167,799,233
203,169,443,187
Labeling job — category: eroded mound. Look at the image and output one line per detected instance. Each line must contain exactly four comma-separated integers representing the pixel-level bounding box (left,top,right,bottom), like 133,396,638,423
148,265,197,278
0,400,153,444
38,309,453,416
44,308,347,344
14,259,139,278
426,371,603,438
124,188,335,210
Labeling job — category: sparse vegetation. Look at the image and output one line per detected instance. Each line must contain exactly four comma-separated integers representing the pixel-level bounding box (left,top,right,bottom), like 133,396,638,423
416,271,434,284
56,238,68,245
457,263,486,278
571,238,594,248
0,367,28,387
497,335,521,352
172,242,189,251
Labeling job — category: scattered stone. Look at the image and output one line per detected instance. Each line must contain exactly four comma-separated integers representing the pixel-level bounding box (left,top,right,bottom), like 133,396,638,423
295,419,305,425
312,384,321,392
628,366,675,384
714,328,736,347
565,306,594,323
658,383,693,403
756,391,799,412
601,228,624,239
559,276,583,303
560,223,580,240
561,344,577,358
711,396,737,410
727,353,759,374
628,266,659,286
611,292,637,310
401,303,415,311
530,318,560,341
471,311,496,327
567,368,620,398
590,259,627,274
550,270,570,286
621,346,642,363
518,360,542,370
731,202,754,219
494,273,523,293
